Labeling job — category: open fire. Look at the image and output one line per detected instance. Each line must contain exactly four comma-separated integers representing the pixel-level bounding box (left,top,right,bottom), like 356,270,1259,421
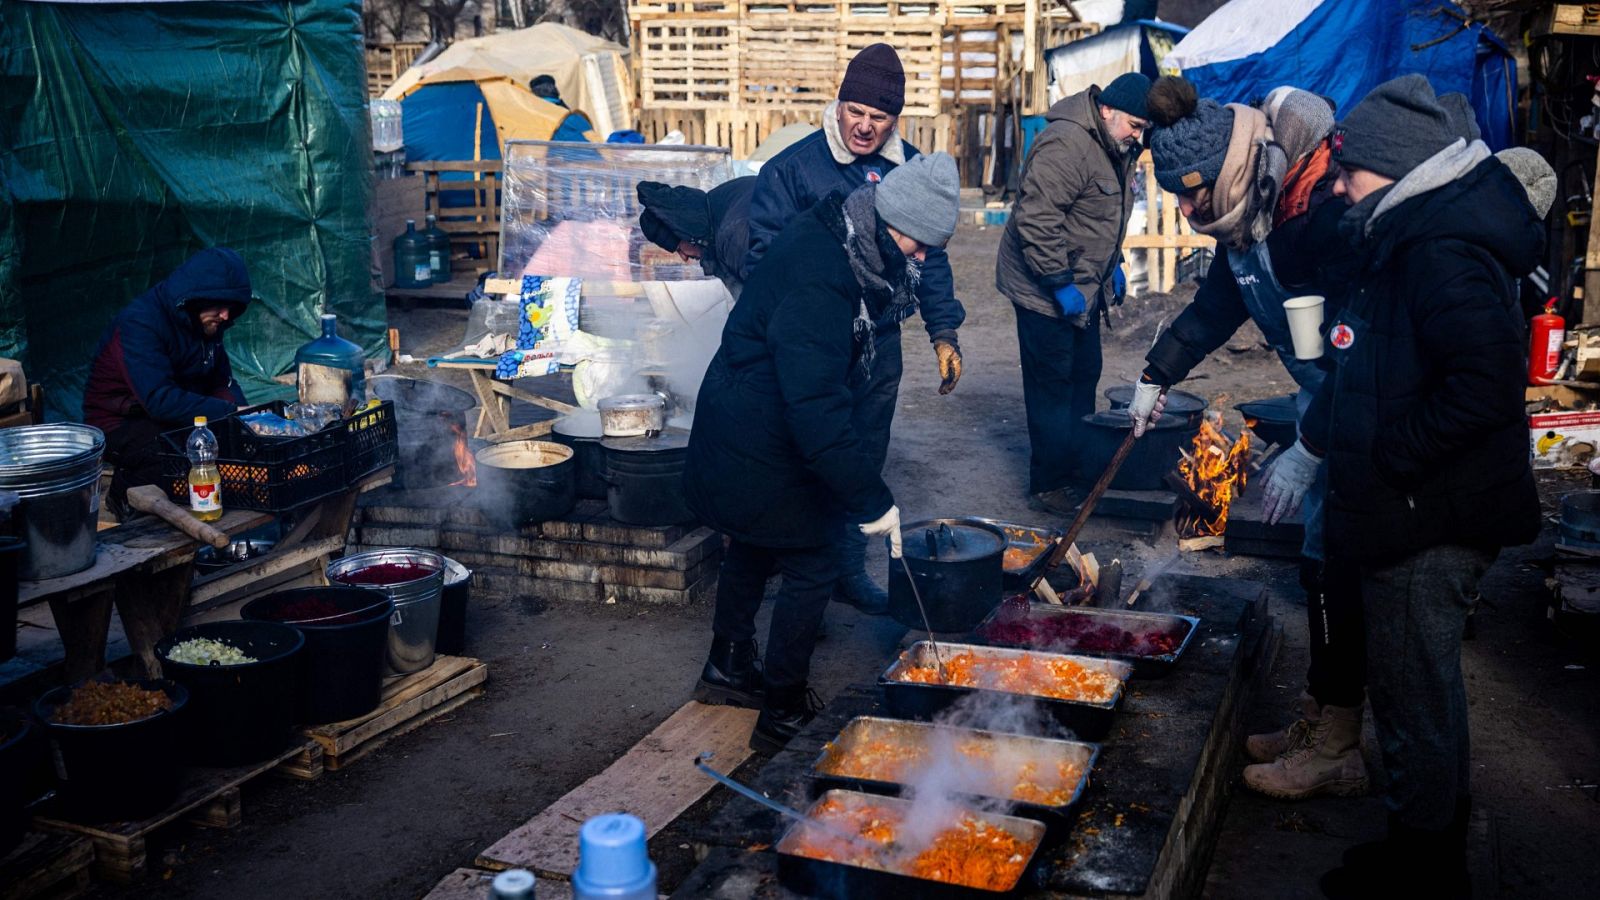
447,417,477,488
1174,411,1250,538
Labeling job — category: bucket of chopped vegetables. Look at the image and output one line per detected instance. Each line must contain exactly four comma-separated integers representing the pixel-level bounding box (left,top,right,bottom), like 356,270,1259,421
156,621,305,766
32,678,189,821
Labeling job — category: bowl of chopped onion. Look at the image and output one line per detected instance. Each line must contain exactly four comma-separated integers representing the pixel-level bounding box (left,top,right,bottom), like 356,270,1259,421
157,621,305,766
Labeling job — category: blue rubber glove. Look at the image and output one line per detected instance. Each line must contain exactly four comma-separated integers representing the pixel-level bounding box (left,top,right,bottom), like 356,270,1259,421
1112,266,1127,299
1053,284,1087,316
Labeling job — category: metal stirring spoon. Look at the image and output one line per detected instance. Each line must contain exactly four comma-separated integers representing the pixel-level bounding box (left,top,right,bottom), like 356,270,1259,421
898,555,949,684
692,753,899,857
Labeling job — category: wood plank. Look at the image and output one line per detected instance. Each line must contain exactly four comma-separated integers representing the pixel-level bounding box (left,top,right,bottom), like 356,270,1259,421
423,868,574,900
0,831,93,900
301,656,487,759
323,687,483,772
476,700,758,877
188,535,345,606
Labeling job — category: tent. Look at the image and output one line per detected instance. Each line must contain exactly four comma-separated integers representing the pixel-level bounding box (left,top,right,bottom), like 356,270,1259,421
1166,0,1516,150
382,23,631,139
385,70,599,164
1045,20,1189,106
0,0,382,421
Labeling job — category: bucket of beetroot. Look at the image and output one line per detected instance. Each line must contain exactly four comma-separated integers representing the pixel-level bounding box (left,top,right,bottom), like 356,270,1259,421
156,621,305,766
241,587,393,724
32,678,189,821
326,549,445,677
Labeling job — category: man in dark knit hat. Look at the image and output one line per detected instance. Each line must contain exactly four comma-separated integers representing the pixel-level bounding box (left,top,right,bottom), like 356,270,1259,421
994,71,1150,516
1259,74,1542,900
740,43,967,616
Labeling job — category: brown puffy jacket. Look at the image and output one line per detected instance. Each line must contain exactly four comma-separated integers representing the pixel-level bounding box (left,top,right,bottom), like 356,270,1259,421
995,87,1137,324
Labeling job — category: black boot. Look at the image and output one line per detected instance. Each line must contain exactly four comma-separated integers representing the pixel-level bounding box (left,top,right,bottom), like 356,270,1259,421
693,637,764,709
835,572,889,616
750,683,823,753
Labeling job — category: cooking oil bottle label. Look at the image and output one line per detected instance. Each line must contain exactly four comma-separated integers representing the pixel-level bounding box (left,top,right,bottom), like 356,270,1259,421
190,480,222,513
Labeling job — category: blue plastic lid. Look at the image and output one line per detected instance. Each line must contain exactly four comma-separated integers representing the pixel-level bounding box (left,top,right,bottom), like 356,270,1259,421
572,813,656,896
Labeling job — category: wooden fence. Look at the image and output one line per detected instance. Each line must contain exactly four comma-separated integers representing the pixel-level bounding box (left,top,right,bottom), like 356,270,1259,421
1123,151,1215,293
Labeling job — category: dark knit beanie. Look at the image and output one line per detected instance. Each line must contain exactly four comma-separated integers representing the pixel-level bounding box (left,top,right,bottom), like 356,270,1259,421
1098,72,1152,120
1334,74,1460,180
838,43,905,116
1145,76,1234,194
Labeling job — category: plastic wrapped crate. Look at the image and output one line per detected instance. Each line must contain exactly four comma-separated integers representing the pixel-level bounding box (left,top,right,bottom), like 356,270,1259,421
158,403,347,513
498,140,734,283
341,400,398,481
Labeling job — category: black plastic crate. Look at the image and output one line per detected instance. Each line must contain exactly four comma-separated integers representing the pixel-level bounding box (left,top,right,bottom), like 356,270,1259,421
159,403,348,513
341,400,398,481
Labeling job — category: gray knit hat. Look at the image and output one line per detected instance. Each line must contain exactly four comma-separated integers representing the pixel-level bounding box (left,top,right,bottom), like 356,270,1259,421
1145,76,1234,193
875,151,959,247
1496,147,1557,219
1334,74,1459,180
1261,86,1335,163
1438,91,1481,142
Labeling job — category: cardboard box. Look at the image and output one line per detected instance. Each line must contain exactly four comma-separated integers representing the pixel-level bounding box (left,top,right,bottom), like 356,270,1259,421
1530,410,1600,468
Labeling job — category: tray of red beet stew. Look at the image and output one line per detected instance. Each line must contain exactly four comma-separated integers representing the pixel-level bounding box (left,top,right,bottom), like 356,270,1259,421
972,602,1199,679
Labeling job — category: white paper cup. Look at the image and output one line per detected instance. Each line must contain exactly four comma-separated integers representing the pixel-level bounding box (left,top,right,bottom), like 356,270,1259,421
1283,295,1326,360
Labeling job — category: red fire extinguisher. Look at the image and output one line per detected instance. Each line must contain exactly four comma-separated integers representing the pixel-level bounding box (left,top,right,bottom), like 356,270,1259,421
1529,297,1566,385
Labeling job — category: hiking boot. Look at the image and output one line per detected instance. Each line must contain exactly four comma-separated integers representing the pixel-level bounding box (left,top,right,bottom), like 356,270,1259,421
835,572,889,616
750,683,823,753
1243,703,1368,800
692,636,764,709
1245,691,1322,763
1029,487,1084,517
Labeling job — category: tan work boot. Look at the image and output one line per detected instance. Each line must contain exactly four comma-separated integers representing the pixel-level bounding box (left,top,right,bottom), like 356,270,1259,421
1242,703,1368,800
1245,692,1321,763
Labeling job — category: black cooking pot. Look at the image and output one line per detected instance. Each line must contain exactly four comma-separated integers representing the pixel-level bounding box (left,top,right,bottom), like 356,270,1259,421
33,679,189,822
156,621,304,766
1078,411,1200,491
551,412,607,501
887,519,1006,632
474,440,577,528
1104,385,1209,428
602,429,693,527
1235,395,1300,449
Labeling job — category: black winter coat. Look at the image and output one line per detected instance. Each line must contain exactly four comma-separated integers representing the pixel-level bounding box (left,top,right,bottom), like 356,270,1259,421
683,195,895,548
1301,158,1542,564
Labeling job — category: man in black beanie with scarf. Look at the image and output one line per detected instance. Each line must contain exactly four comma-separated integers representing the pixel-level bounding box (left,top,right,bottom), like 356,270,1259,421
1262,74,1542,899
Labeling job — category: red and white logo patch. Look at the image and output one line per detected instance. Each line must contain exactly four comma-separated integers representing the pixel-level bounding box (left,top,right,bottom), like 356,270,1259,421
1330,323,1355,350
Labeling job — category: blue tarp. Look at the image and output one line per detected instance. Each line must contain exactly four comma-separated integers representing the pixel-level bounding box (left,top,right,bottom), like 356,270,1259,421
1168,0,1516,150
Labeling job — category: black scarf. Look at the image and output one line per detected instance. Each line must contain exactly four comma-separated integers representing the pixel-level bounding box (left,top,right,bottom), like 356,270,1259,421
818,185,920,381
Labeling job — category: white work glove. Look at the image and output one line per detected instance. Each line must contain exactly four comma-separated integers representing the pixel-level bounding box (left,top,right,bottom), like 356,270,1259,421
859,505,903,559
1261,441,1321,525
1128,379,1168,438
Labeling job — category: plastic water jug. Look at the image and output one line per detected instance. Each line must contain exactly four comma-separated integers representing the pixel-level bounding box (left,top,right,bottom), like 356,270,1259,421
295,314,366,413
393,219,433,288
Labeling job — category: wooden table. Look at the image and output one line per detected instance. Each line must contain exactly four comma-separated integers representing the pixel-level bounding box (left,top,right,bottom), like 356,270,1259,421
426,359,577,442
12,468,392,684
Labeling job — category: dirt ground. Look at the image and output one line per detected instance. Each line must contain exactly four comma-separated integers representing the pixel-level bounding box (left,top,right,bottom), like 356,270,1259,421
95,223,1598,899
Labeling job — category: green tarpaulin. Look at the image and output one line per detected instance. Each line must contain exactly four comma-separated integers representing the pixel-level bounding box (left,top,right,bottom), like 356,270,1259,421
0,0,385,422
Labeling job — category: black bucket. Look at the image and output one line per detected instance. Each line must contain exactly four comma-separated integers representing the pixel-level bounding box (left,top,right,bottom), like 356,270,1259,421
602,430,693,527
33,679,189,822
241,587,393,725
156,621,305,766
437,556,472,656
0,708,49,856
0,537,22,662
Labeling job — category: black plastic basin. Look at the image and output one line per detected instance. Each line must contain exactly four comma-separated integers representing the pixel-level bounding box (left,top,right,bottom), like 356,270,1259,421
33,679,189,822
157,621,305,766
240,587,393,725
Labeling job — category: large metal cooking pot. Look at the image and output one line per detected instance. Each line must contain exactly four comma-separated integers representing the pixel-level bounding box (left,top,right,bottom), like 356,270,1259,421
474,440,577,527
0,425,104,580
369,375,477,488
551,411,607,501
599,394,666,437
601,429,692,526
1235,395,1300,449
1104,385,1209,429
1078,412,1199,491
327,548,445,676
887,519,1006,632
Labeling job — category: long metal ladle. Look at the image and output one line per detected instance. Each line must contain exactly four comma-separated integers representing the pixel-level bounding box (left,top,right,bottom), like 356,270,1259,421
692,752,897,857
898,554,949,684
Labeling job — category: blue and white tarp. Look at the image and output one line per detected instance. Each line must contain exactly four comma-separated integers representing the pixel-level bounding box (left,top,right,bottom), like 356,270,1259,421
1166,0,1516,150
1045,20,1188,107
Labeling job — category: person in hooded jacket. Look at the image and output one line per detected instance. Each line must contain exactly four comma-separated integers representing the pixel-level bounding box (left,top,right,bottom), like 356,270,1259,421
684,152,960,753
83,248,253,518
1256,75,1542,899
994,72,1150,516
637,176,756,297
741,43,965,616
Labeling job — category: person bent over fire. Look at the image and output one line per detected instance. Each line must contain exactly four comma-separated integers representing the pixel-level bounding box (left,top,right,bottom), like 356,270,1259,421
682,153,961,753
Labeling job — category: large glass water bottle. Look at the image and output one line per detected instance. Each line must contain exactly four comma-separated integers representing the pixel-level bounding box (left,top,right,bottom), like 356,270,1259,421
294,313,367,414
394,219,433,289
187,416,223,522
424,214,452,282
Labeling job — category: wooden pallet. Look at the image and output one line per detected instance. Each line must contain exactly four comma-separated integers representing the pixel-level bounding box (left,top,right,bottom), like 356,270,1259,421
628,0,738,14
32,738,318,884
740,14,842,109
0,832,93,900
841,0,946,21
301,655,487,771
638,18,741,109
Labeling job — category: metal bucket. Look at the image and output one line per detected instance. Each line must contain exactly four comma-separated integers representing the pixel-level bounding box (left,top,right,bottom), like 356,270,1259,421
327,549,445,676
0,425,104,580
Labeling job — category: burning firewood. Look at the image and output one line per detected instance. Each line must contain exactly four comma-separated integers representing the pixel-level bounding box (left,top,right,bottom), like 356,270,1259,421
1173,409,1250,539
1178,535,1225,552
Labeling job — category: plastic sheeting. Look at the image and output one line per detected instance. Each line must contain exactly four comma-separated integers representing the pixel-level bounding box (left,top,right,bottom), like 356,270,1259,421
498,141,734,283
1045,20,1188,107
0,0,383,421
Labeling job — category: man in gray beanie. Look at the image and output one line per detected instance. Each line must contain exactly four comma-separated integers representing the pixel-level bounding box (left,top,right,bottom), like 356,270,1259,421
740,43,966,616
995,71,1151,516
685,153,959,752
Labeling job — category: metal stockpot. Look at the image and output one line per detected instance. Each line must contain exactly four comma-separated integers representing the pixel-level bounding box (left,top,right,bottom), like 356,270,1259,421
886,519,1006,632
474,440,577,527
0,425,104,580
599,393,666,437
327,549,445,676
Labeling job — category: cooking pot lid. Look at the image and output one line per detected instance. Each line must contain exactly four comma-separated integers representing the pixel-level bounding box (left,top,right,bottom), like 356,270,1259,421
599,393,666,412
1082,410,1190,431
1104,385,1208,414
601,427,691,452
901,521,1005,562
1234,394,1299,424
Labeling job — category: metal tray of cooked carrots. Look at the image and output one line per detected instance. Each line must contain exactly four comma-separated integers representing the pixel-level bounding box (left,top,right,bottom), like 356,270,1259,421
810,716,1099,839
972,602,1201,679
879,641,1130,741
775,788,1047,899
